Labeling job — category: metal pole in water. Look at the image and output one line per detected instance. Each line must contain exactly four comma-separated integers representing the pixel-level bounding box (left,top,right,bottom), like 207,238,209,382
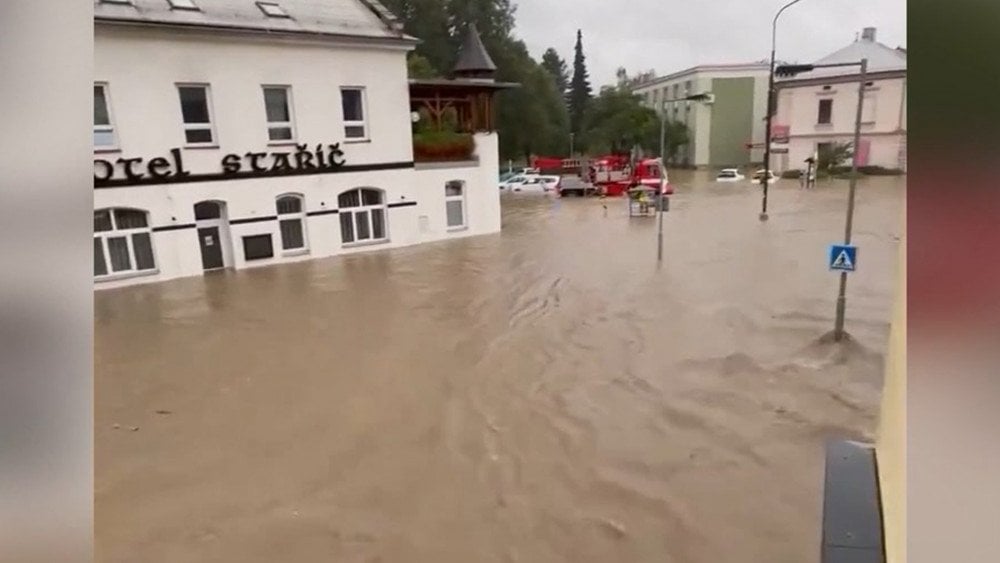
657,158,665,262
833,58,867,341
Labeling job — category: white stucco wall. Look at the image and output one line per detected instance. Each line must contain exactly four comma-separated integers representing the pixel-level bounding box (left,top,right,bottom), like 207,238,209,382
94,26,502,289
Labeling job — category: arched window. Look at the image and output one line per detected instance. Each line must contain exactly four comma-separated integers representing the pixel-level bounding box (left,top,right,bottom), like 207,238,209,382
445,180,466,228
94,208,156,278
275,194,308,252
338,188,386,244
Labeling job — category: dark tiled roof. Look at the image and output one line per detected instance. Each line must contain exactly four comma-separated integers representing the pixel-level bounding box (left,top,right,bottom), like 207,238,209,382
452,24,496,75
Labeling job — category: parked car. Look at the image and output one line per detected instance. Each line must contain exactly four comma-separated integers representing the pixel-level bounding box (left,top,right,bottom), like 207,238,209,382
498,171,518,185
499,174,532,191
557,175,592,197
750,169,777,184
511,175,549,193
715,168,745,182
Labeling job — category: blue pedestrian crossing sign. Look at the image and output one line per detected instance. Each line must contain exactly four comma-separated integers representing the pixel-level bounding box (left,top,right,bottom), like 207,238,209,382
828,244,857,272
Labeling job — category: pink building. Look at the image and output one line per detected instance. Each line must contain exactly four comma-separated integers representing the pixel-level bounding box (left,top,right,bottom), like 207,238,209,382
771,27,906,173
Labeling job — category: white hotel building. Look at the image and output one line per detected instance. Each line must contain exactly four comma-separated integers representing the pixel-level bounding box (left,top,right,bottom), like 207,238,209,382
94,0,511,289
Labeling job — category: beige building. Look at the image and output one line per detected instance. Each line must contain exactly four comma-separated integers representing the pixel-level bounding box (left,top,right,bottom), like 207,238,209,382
772,27,906,173
632,63,770,167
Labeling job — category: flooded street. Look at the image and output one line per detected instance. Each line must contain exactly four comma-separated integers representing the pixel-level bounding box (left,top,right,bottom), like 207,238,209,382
96,172,904,563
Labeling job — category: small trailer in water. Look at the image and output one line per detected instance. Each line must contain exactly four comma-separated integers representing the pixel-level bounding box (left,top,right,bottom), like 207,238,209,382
626,185,665,217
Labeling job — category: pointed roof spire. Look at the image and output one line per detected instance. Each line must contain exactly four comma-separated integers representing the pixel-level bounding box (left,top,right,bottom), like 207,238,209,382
452,23,496,80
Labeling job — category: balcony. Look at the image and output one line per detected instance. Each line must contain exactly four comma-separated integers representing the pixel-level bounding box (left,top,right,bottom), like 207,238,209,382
412,130,476,164
409,77,516,167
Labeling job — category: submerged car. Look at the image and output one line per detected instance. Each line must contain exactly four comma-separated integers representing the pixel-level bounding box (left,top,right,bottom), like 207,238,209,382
715,168,745,182
511,175,560,193
750,169,778,184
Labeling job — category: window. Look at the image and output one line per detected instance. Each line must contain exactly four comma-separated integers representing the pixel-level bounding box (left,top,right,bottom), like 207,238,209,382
256,1,290,18
341,87,368,140
94,83,117,149
263,86,295,142
445,180,465,228
276,194,308,252
94,208,156,278
168,0,199,9
861,93,877,123
817,99,833,124
243,235,274,261
177,84,216,145
338,188,387,245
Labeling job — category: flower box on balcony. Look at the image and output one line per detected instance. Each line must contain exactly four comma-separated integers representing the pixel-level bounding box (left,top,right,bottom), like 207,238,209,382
413,131,475,163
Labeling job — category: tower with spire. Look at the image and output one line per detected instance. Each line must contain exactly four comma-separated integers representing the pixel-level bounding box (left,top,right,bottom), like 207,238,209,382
451,24,497,82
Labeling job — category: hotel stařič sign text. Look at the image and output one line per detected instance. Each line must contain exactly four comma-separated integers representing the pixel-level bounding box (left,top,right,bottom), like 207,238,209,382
94,143,362,188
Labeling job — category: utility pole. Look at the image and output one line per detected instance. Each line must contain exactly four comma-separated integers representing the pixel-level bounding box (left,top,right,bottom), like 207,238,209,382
833,58,868,341
761,0,809,222
569,133,575,157
659,102,666,162
657,157,665,262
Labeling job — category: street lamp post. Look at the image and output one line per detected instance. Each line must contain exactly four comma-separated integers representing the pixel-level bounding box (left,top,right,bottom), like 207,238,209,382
761,0,808,222
655,93,712,263
777,58,869,341
569,132,575,157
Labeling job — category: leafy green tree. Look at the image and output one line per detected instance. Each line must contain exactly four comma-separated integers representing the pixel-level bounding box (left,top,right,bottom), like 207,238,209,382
379,1,569,160
568,29,593,134
580,86,658,155
407,53,438,78
540,48,569,95
662,120,690,163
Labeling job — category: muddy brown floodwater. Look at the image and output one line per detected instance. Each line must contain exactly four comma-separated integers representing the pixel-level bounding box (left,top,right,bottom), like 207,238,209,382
96,172,904,563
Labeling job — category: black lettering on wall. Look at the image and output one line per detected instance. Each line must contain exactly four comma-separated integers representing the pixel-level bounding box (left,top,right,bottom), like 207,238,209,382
246,152,268,172
170,148,190,178
271,152,292,172
147,157,171,179
221,154,242,174
314,144,326,167
328,143,345,167
294,144,315,169
117,157,144,181
94,160,114,182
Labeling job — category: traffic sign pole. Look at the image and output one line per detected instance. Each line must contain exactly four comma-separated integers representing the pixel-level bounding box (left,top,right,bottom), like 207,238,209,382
833,58,867,342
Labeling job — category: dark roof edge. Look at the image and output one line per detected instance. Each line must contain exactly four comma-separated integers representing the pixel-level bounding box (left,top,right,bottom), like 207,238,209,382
409,78,519,90
94,16,419,47
356,0,407,33
775,69,906,89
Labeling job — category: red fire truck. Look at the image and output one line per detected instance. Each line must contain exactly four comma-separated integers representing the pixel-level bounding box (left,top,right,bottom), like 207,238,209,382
530,154,672,197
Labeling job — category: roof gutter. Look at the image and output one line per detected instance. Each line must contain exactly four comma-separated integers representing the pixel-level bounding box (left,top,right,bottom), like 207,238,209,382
94,17,419,49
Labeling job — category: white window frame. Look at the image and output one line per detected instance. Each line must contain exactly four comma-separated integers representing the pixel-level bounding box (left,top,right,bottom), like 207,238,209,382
168,0,200,10
176,83,217,146
262,85,297,144
256,1,290,18
275,193,309,255
94,208,157,280
861,92,877,124
338,188,388,246
94,82,118,151
340,86,369,142
817,98,834,125
445,180,466,230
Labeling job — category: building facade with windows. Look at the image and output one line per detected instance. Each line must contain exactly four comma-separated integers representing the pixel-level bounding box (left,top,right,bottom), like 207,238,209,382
631,63,770,168
772,27,907,173
94,0,508,289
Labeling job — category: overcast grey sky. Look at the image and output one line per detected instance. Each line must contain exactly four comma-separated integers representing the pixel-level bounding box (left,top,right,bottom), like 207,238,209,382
513,0,906,86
